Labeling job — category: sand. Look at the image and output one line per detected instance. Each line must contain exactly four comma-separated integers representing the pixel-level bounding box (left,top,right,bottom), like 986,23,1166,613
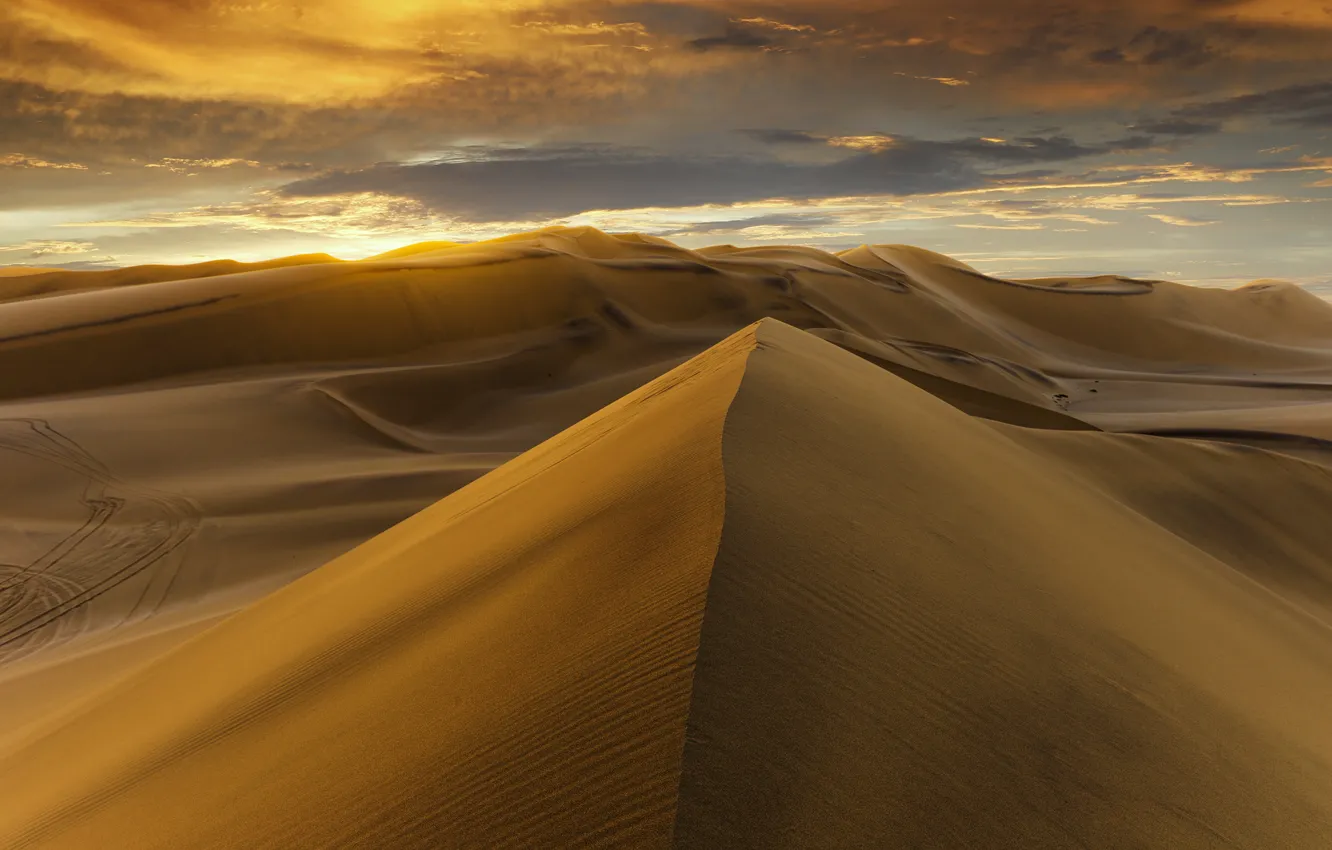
681,322,1332,847
2,227,1332,845
0,268,54,278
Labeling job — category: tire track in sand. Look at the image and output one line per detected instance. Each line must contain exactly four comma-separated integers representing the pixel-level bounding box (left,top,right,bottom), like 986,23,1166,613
0,419,200,663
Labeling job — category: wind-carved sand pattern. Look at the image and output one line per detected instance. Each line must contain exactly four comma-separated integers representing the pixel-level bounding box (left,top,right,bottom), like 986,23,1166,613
0,419,200,662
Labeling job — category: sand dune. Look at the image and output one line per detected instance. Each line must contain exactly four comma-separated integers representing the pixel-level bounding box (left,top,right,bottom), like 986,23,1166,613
4,226,1331,403
0,255,342,304
3,320,1332,846
3,227,1332,845
0,268,54,278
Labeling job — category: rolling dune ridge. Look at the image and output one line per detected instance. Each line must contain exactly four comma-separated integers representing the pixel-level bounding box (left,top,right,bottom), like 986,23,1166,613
2,227,1332,846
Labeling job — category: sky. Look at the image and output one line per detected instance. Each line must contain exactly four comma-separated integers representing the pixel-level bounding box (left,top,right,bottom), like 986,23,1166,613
1,0,1330,290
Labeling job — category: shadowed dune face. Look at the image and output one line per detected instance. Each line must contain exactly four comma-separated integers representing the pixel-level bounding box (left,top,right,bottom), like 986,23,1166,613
679,322,1332,848
4,320,1332,846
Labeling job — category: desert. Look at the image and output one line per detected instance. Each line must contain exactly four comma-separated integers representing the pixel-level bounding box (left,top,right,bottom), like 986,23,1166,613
1,227,1332,846
5,0,1332,844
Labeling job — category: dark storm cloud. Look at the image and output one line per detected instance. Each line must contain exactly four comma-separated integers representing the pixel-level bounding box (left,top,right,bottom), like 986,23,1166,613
1104,135,1160,150
658,212,840,234
596,1,727,35
1129,119,1222,136
736,129,828,145
687,23,773,51
1124,26,1215,68
277,134,1145,221
1172,81,1332,128
1089,48,1127,65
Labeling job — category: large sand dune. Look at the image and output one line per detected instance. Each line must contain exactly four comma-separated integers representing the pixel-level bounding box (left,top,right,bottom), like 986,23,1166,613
2,228,1332,845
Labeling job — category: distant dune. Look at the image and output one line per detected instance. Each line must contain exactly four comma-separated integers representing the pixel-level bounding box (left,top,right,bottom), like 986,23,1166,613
0,267,54,278
0,254,342,304
3,228,1332,846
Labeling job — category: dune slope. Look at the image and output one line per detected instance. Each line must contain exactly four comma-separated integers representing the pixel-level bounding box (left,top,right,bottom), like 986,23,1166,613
4,320,1332,847
679,321,1332,847
0,325,754,849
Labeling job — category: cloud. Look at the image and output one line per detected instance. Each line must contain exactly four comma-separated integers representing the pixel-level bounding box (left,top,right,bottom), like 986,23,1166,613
1,0,1329,283
53,162,1326,272
687,23,773,51
893,72,970,86
145,157,263,175
67,192,442,238
1089,48,1127,64
656,210,861,241
745,129,1136,160
735,17,817,33
1129,119,1221,136
272,134,1144,221
932,158,1332,199
2,0,1327,182
518,20,649,37
1147,213,1220,226
1173,81,1332,128
0,239,96,257
1123,26,1214,68
1,152,86,169
737,128,827,145
826,135,898,153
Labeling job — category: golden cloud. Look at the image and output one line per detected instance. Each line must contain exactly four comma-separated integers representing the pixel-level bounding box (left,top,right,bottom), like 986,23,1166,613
0,239,96,256
825,134,898,153
1,152,87,169
65,191,441,237
1147,214,1218,227
735,17,817,33
145,157,263,175
0,0,673,104
519,20,649,36
893,71,970,86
